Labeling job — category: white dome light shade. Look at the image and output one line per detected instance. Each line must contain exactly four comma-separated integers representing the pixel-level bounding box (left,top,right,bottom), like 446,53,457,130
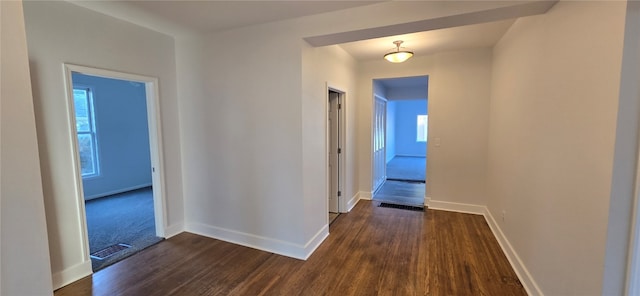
384,40,414,63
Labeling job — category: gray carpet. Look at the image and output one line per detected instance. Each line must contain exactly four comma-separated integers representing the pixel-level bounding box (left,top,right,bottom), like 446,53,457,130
85,187,163,271
386,156,426,182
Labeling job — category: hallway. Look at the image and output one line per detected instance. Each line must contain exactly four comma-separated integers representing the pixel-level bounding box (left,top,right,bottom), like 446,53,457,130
55,201,525,296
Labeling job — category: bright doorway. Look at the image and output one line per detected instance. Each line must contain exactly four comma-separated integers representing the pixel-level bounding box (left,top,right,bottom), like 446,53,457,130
64,64,167,271
371,76,428,208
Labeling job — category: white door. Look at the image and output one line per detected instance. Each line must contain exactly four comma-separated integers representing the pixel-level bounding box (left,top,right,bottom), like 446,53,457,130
372,96,386,192
329,91,340,213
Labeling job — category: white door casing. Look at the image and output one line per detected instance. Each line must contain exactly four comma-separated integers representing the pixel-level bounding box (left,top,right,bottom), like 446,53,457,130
372,95,386,193
62,64,167,267
329,91,340,213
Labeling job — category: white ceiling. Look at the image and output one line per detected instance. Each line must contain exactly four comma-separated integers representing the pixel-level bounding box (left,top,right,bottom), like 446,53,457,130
339,19,516,61
120,1,519,62
126,1,383,33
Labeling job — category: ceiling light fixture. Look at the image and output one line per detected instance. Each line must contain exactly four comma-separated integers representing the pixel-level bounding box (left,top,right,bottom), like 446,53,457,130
384,40,414,63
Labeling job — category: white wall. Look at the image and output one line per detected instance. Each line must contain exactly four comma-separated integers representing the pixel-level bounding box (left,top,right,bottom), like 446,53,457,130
603,2,640,294
393,99,428,157
23,1,184,288
0,1,54,294
357,48,492,205
173,34,206,237
302,44,358,236
72,73,152,200
181,21,307,256
487,2,627,295
180,1,514,258
183,22,358,257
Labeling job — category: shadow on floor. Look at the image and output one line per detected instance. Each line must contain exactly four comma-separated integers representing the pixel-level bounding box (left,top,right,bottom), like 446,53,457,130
373,180,425,207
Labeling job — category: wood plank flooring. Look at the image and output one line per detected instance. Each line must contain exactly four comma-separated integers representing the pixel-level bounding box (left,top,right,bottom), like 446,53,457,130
55,201,526,296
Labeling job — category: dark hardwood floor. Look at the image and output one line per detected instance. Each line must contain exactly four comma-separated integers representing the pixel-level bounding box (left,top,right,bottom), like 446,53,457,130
55,201,526,296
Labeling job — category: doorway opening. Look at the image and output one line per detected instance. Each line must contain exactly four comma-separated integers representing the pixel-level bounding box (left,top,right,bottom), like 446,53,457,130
64,64,167,272
328,87,345,225
371,76,428,208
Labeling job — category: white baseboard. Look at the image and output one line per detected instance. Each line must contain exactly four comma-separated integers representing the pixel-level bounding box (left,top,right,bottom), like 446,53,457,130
302,225,329,260
483,208,543,296
359,191,372,200
396,154,426,158
84,183,153,200
427,199,541,294
347,192,361,212
164,222,184,238
52,260,92,290
185,222,328,260
427,199,485,215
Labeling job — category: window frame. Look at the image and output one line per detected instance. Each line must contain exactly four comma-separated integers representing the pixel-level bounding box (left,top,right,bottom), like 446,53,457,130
416,114,428,142
73,86,100,179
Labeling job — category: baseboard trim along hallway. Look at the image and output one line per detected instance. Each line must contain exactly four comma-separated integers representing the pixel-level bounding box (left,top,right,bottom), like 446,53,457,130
347,192,361,212
426,198,543,296
484,208,543,296
185,222,329,260
427,199,486,215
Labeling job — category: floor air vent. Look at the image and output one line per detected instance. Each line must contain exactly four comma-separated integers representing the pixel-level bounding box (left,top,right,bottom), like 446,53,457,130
378,202,425,212
90,243,132,260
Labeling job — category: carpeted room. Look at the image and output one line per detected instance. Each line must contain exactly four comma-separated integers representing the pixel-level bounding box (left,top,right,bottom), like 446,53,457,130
73,72,163,271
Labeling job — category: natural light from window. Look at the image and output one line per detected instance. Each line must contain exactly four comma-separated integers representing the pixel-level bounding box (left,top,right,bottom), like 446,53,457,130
74,88,99,177
417,115,428,142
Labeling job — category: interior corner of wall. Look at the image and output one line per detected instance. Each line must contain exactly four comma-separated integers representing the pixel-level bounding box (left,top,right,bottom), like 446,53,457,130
483,207,543,296
51,260,92,290
164,222,184,238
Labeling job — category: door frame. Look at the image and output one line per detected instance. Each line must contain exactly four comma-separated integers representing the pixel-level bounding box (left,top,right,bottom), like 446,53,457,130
326,83,347,213
625,49,640,295
62,64,167,264
370,75,430,201
371,93,387,194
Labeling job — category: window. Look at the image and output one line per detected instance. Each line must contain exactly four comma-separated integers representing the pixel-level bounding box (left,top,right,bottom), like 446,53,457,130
417,115,428,142
74,87,99,177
